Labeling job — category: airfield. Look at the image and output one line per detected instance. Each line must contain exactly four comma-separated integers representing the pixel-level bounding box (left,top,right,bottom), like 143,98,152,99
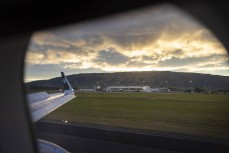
43,92,229,140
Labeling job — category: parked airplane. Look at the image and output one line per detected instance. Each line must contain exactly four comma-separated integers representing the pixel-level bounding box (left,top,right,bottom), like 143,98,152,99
27,72,75,153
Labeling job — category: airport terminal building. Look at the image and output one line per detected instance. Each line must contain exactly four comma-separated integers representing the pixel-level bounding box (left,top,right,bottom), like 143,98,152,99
106,86,170,93
106,86,150,92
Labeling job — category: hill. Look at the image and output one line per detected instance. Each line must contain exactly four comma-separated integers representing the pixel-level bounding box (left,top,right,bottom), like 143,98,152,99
26,71,229,90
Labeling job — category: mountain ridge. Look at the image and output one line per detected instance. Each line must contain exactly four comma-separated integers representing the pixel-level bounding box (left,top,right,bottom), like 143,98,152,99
26,71,229,90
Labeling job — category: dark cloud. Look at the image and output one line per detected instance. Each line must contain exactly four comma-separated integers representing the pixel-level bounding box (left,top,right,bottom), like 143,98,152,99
95,48,129,65
126,61,151,67
29,39,96,57
172,49,183,55
30,3,208,54
158,54,227,67
42,4,202,49
28,42,44,52
84,36,104,46
30,41,79,51
199,29,216,42
159,57,201,67
141,55,160,61
109,33,159,49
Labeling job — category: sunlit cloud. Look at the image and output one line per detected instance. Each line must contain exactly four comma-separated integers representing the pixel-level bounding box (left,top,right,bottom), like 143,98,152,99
26,52,45,64
25,3,229,81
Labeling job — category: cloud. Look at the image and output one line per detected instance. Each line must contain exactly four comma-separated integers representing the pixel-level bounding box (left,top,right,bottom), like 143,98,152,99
25,3,229,80
158,55,228,67
25,52,45,64
31,31,70,48
95,48,129,65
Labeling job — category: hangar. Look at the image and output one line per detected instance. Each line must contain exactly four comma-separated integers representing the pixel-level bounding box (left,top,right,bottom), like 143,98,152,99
106,86,170,93
106,86,150,92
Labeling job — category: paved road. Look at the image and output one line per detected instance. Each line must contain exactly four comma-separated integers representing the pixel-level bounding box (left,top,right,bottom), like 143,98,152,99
35,120,229,153
37,132,180,153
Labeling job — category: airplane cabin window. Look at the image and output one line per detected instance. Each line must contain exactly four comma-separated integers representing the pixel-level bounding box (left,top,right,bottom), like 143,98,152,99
23,3,229,153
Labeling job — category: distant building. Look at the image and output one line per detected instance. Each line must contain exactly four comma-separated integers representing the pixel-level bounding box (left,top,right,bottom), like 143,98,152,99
106,86,171,93
150,88,171,93
106,86,148,92
79,89,95,92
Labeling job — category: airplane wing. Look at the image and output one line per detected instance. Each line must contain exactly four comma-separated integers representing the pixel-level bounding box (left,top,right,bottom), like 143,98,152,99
27,72,76,122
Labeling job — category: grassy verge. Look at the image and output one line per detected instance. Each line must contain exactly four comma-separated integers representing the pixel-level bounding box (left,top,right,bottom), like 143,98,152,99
44,93,229,140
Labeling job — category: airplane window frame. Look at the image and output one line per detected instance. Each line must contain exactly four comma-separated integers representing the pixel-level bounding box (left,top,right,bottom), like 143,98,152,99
0,1,229,153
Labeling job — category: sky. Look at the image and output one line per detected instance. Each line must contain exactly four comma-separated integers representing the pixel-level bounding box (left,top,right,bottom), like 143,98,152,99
24,3,229,82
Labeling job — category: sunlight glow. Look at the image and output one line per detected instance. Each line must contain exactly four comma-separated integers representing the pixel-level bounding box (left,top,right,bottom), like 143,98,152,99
24,3,229,81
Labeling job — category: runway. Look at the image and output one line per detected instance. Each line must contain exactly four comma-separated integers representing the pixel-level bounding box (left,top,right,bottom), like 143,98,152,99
35,120,229,153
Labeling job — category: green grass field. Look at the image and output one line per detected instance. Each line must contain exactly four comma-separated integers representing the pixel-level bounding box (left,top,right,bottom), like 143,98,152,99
44,93,229,140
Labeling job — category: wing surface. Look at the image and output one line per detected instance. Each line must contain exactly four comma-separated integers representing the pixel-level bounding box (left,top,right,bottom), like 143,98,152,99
27,72,76,122
28,93,75,122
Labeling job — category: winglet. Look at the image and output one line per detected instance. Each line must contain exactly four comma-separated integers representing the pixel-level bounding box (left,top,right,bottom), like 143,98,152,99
61,72,74,95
